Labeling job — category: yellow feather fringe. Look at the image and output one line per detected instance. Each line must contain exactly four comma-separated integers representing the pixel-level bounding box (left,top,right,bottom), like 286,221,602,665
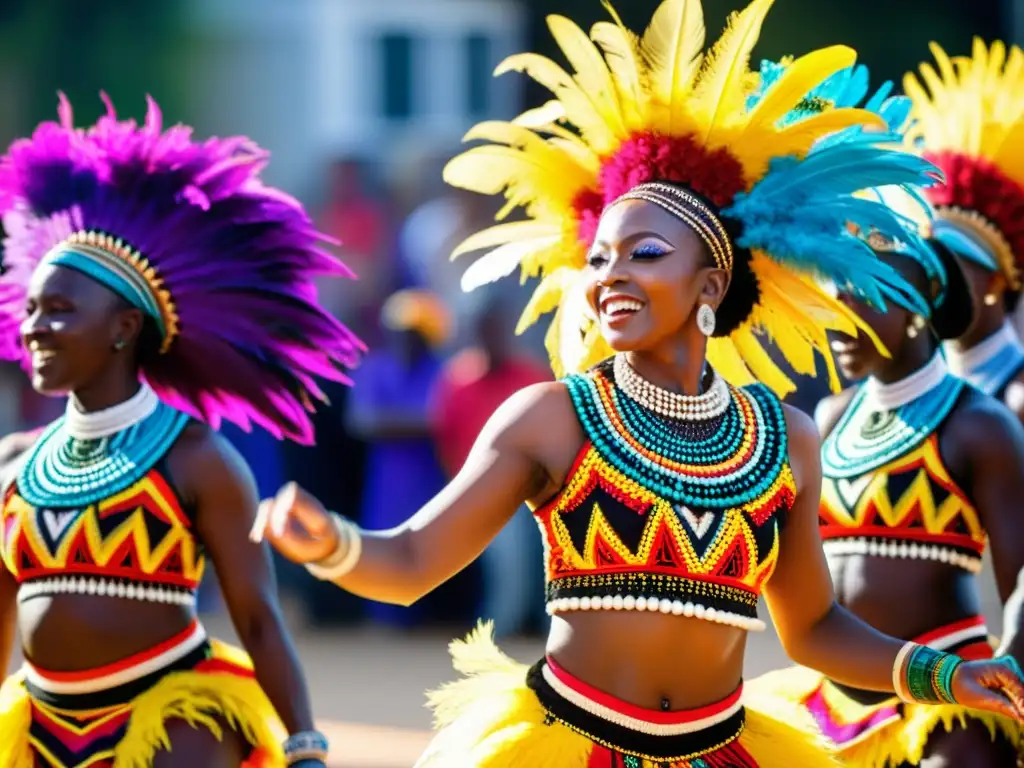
416,621,840,767
0,639,285,768
748,665,1023,768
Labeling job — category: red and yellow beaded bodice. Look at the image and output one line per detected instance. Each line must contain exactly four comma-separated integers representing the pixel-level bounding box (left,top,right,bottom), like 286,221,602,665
0,465,205,604
819,435,984,573
531,362,795,631
0,402,204,605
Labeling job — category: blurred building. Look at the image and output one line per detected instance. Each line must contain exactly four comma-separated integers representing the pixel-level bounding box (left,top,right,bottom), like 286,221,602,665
188,0,526,197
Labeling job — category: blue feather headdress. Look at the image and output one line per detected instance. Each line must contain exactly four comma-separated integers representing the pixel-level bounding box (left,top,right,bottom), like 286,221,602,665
742,59,946,314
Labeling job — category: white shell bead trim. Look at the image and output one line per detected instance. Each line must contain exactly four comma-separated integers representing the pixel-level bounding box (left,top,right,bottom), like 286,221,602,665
546,594,766,631
613,355,730,421
821,539,982,573
17,576,197,605
540,663,743,736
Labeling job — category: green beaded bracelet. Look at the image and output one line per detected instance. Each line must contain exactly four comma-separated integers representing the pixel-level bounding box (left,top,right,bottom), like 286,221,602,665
896,642,962,704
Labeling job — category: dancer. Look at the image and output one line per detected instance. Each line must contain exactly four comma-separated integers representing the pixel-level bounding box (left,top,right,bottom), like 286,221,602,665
905,41,1024,412
0,95,361,767
750,187,1024,767
257,2,1024,766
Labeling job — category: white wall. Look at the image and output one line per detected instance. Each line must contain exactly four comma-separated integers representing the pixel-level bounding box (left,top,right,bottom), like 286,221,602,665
186,0,525,198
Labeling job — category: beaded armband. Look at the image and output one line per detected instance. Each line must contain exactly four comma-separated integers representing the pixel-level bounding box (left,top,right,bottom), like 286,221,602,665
305,514,363,581
893,642,961,705
283,730,329,764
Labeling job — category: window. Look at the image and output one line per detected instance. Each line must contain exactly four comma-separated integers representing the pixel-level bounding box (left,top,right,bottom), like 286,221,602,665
378,32,415,120
465,33,491,117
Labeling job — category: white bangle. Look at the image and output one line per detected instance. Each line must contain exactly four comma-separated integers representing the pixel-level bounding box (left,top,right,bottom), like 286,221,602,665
892,641,917,702
306,513,363,581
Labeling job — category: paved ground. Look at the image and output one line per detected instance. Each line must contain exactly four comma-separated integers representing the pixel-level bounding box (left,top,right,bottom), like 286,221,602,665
6,559,1006,767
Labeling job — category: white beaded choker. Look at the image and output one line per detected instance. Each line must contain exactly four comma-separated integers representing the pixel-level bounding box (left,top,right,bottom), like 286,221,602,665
862,354,948,412
65,382,159,440
946,321,1021,377
613,354,730,421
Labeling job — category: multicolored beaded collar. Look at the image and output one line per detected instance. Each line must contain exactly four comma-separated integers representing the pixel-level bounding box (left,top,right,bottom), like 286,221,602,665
533,358,793,632
821,354,963,479
945,322,1024,397
567,360,789,511
18,384,190,508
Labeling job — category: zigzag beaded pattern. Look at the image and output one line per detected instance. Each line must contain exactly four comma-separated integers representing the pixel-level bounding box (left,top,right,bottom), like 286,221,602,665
18,401,190,509
0,467,205,602
532,366,795,631
819,435,985,573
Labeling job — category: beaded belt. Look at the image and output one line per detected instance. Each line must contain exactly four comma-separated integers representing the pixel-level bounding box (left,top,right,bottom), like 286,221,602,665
23,620,208,708
526,656,746,761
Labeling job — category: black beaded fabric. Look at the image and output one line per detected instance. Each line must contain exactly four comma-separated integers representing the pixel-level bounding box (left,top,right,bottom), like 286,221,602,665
525,661,747,762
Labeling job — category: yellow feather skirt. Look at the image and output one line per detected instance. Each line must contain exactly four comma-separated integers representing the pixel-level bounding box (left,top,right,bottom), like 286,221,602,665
747,665,1022,768
0,638,285,768
415,622,840,767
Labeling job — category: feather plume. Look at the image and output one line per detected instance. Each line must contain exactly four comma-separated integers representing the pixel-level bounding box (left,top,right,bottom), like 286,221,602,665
0,94,360,443
638,0,706,132
691,0,773,144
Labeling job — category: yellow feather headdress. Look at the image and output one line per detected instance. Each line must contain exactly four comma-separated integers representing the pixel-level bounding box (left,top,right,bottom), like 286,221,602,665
904,39,1024,288
445,0,940,396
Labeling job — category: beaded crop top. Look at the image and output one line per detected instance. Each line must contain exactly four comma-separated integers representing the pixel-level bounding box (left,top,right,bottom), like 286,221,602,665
531,358,795,632
819,355,984,573
0,385,203,605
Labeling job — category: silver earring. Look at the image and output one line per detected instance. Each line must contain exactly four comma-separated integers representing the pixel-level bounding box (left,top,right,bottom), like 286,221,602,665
696,304,716,337
113,338,126,351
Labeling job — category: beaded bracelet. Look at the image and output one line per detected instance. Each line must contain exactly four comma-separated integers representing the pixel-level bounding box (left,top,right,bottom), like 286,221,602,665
284,729,329,764
893,641,961,705
306,513,363,581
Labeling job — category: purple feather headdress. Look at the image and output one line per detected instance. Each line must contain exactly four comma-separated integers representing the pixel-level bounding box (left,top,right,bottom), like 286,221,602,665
0,93,364,444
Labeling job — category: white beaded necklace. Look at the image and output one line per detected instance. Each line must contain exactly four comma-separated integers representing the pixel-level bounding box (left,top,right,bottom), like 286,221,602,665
861,353,949,412
64,382,159,440
613,354,730,421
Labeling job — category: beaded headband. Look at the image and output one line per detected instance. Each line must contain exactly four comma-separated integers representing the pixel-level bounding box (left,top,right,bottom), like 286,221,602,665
934,206,1019,289
610,182,734,273
40,230,179,353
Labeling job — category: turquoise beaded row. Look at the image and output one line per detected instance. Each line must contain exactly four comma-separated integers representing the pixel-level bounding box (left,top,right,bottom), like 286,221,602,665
903,644,961,704
565,370,789,510
822,375,963,479
18,402,190,508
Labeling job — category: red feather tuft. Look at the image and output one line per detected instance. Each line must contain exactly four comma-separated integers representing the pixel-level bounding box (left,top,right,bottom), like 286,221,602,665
571,132,747,244
924,150,1024,270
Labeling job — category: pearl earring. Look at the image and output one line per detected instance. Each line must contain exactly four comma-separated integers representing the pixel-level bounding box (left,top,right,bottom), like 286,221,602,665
696,304,716,336
906,314,926,339
984,293,998,306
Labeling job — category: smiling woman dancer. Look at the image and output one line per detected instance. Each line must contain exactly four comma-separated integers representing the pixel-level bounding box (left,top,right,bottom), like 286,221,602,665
256,1,1024,766
0,96,361,767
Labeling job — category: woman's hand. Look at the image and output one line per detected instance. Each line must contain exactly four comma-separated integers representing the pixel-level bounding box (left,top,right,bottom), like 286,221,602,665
951,657,1024,721
250,482,339,564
